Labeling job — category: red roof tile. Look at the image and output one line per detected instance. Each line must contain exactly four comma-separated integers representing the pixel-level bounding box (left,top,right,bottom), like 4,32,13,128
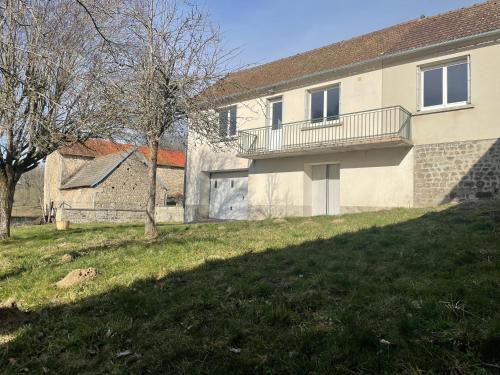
59,139,185,168
214,1,500,97
137,146,185,168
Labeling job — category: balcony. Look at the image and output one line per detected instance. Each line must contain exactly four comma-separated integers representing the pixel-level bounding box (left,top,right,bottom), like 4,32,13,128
237,106,412,159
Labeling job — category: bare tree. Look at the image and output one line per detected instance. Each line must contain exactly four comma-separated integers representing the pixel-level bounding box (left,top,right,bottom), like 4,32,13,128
102,0,233,237
0,0,114,238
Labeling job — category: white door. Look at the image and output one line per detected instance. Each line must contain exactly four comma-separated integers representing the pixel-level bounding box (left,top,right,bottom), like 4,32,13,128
312,165,327,216
268,99,283,151
312,164,340,216
209,171,248,220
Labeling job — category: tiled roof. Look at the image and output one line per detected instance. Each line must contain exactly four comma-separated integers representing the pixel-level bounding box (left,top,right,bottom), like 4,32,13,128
137,146,185,169
214,1,500,97
61,150,134,189
59,139,185,168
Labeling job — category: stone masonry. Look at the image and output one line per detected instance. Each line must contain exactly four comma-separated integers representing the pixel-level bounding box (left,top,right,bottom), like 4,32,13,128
45,151,184,210
414,138,500,207
57,206,184,223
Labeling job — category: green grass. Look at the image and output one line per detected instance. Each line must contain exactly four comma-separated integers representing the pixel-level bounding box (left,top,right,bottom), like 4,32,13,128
1,202,499,374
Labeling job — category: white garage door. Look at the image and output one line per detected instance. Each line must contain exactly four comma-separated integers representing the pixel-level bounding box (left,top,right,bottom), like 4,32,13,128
209,171,248,220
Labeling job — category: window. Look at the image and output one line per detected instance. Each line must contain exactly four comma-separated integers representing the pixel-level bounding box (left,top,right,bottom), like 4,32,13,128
165,196,177,206
420,59,469,110
310,86,340,123
218,106,237,137
269,98,283,130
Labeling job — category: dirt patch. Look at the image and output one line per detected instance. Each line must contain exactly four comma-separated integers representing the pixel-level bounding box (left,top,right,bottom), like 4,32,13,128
273,218,287,224
56,268,98,288
60,251,81,263
0,299,31,333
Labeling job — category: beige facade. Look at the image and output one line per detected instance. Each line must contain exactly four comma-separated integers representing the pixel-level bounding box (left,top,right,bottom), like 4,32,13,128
186,37,500,222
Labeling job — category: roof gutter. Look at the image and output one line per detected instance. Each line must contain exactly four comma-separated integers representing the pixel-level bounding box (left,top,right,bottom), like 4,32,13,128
220,28,500,103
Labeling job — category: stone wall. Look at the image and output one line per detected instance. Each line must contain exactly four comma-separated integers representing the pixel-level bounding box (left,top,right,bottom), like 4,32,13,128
93,153,165,209
414,138,500,207
45,150,184,210
157,166,184,197
45,154,95,208
57,206,184,223
57,208,145,223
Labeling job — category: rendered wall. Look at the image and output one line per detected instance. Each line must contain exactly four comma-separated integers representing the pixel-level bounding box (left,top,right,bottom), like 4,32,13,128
44,152,91,208
247,147,414,219
184,139,250,221
381,42,500,145
185,41,500,221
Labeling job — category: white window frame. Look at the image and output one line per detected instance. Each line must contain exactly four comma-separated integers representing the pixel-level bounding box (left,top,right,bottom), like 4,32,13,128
267,96,283,129
308,84,341,124
218,105,237,137
419,57,470,111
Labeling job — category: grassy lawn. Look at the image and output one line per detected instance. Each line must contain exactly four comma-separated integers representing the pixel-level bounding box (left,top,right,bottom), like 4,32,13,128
1,203,499,374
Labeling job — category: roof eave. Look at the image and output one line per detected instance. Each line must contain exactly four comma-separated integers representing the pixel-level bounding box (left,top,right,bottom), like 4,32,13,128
60,184,91,190
218,28,500,104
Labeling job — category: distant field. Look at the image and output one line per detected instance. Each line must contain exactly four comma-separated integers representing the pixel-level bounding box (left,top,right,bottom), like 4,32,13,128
1,202,499,374
13,183,42,219
11,206,41,218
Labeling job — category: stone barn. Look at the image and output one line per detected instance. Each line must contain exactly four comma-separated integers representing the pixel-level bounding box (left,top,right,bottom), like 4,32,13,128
44,139,185,222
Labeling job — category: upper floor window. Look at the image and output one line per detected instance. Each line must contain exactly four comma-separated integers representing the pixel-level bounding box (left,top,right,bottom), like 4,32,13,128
269,98,283,130
218,106,237,137
420,58,469,110
310,85,340,123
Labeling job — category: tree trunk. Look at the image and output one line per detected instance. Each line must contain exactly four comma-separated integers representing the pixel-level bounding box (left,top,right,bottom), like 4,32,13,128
0,174,16,240
145,137,159,237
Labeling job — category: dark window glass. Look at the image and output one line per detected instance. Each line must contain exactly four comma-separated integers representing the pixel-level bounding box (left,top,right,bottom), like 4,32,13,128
326,87,340,119
229,107,237,136
311,91,324,122
423,68,443,107
218,110,228,137
166,196,177,206
447,63,468,104
271,101,282,130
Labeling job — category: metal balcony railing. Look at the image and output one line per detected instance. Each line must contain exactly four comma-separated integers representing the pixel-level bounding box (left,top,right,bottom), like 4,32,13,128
237,105,412,158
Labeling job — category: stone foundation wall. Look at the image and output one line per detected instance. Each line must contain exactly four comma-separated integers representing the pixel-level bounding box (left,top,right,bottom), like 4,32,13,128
57,208,145,223
57,206,184,223
414,138,500,207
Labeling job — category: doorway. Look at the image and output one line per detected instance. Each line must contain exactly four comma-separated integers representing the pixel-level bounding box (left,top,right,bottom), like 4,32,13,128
268,98,282,151
312,164,340,216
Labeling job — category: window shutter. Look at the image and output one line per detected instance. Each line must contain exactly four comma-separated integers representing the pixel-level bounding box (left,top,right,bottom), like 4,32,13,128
416,67,421,110
219,110,228,137
467,55,471,104
229,107,237,136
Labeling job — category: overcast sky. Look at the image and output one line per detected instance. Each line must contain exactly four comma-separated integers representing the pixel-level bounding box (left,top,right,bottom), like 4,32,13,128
203,0,481,69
